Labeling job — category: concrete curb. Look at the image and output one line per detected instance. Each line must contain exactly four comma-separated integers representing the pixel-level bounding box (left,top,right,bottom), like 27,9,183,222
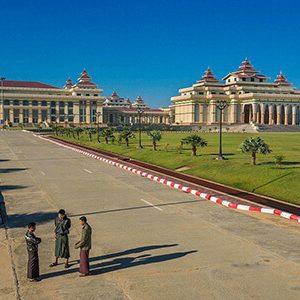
35,134,300,224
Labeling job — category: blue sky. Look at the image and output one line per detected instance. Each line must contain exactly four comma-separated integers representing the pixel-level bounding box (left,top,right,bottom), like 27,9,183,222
0,0,300,107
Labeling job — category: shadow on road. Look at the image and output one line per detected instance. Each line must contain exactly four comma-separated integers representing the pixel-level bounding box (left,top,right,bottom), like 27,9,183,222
0,159,10,162
70,200,201,217
7,211,57,228
0,185,27,191
41,244,197,280
0,168,28,174
70,244,179,264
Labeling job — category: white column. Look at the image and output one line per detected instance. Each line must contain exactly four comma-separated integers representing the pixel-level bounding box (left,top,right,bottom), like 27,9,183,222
284,105,289,125
64,102,68,122
230,103,237,124
292,105,297,125
260,104,265,124
38,108,42,123
269,104,273,125
252,103,257,123
210,102,216,124
199,104,204,123
276,104,281,125
56,102,60,123
74,103,80,124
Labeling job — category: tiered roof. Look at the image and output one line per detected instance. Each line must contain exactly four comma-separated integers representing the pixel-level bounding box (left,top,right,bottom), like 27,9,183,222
75,70,97,87
64,78,73,89
235,58,257,74
197,68,218,83
135,96,144,103
274,71,291,86
132,96,149,109
104,91,132,107
223,58,268,80
111,91,119,98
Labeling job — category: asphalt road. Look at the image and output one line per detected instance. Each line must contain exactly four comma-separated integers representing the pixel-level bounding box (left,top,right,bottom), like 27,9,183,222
1,131,300,300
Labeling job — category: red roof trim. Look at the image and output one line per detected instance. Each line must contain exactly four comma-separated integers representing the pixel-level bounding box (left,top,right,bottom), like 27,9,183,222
1,80,59,89
76,81,96,86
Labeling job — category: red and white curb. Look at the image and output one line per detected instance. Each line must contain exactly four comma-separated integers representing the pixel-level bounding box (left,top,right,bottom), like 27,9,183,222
34,134,300,223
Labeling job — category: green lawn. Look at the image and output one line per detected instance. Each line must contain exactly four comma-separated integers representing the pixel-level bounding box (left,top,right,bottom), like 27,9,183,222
56,131,300,205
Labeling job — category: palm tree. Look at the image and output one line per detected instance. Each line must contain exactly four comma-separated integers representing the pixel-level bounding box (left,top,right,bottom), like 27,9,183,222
148,131,162,151
74,127,84,140
85,128,96,142
240,137,272,165
57,126,65,136
71,127,76,139
51,122,59,136
65,127,71,138
101,128,115,144
119,128,135,147
181,134,208,156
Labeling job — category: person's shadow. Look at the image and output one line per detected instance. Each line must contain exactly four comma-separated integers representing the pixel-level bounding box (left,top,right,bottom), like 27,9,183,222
41,244,197,280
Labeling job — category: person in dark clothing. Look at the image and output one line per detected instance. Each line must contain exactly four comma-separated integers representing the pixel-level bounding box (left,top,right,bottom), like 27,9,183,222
75,216,92,277
25,222,41,282
49,209,71,268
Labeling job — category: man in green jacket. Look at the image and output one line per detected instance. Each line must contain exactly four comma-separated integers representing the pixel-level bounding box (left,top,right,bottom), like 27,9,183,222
75,216,92,277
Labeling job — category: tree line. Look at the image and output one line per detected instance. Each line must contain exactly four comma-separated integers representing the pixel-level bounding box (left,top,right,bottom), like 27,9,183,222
53,126,272,165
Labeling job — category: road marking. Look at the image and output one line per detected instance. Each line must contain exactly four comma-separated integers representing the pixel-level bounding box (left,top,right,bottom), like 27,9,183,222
40,171,46,176
83,169,93,174
141,199,163,211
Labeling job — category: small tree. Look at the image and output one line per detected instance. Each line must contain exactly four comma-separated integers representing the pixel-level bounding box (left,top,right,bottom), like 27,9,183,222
274,155,284,168
65,127,71,138
240,137,272,165
148,131,162,151
181,134,208,156
101,128,115,144
57,126,65,136
74,127,84,140
119,128,135,147
51,123,59,136
86,128,96,142
71,127,76,139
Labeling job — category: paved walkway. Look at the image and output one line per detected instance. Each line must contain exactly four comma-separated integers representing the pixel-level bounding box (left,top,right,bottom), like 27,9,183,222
1,131,300,300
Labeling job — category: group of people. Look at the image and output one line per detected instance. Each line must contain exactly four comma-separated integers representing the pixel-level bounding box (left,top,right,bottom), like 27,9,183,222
24,209,92,282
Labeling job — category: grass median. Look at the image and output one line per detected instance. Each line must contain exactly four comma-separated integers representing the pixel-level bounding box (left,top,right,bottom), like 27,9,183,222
55,131,300,205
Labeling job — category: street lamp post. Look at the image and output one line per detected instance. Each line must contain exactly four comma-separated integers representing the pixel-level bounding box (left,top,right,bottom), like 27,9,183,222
1,77,6,126
215,100,227,160
137,105,144,148
96,111,102,143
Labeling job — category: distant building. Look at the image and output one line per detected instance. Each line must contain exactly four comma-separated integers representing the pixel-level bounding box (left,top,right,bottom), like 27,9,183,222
0,70,172,126
171,59,300,126
102,93,171,125
103,91,131,108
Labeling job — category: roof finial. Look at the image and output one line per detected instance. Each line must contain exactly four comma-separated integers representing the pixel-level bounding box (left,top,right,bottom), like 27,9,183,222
197,67,218,83
274,71,291,86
